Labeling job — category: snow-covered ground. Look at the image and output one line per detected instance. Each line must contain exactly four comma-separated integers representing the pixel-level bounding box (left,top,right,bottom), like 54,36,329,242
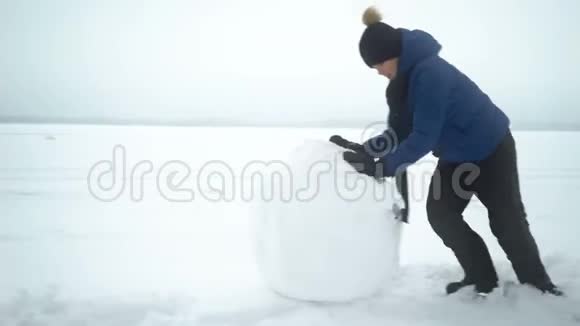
1,124,579,325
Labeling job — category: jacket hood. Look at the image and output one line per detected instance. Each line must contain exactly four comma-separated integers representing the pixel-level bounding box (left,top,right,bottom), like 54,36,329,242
397,29,442,74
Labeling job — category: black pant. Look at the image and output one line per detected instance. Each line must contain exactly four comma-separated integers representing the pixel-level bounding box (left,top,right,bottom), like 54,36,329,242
396,171,409,223
426,131,552,287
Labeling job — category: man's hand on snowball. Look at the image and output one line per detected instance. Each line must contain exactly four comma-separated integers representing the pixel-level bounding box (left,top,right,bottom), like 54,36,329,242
342,151,394,178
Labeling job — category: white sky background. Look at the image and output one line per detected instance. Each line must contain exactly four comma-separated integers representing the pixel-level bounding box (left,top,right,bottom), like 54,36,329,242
0,0,579,129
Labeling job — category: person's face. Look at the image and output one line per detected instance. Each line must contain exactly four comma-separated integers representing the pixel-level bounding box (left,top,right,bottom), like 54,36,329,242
373,58,398,80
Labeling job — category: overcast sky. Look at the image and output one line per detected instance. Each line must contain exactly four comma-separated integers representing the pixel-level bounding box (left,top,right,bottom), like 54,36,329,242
1,0,579,129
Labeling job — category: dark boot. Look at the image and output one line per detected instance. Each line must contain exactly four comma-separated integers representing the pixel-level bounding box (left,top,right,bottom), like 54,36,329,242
527,282,565,296
446,278,474,294
474,280,499,295
446,278,498,295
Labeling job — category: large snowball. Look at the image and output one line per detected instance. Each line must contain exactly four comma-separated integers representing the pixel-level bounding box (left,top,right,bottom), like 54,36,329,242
252,139,403,302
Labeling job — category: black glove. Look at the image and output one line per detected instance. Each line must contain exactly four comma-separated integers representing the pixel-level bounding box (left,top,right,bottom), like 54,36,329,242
329,135,365,153
342,151,391,178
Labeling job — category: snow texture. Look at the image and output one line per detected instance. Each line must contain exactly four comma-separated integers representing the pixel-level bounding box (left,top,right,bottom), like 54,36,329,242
1,125,579,325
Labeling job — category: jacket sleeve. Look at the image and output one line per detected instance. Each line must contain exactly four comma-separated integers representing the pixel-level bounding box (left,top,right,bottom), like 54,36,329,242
383,64,451,176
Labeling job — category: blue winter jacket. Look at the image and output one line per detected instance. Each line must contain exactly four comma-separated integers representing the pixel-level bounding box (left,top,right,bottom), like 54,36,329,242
383,29,510,175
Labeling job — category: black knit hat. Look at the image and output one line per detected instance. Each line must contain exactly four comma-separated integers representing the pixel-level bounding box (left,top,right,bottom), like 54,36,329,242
359,7,402,67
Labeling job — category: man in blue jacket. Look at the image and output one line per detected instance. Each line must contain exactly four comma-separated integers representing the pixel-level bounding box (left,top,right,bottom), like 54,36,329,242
334,7,562,296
